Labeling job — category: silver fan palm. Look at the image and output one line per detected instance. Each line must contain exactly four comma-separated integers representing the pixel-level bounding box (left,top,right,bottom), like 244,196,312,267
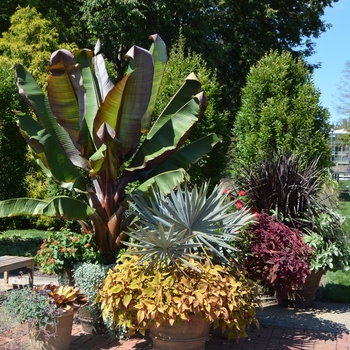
125,182,256,271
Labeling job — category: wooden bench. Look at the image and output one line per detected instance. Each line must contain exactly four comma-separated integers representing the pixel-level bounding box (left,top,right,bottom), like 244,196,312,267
0,255,34,287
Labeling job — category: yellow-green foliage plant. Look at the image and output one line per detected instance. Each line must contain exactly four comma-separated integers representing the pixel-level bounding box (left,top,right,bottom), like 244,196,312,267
96,254,259,340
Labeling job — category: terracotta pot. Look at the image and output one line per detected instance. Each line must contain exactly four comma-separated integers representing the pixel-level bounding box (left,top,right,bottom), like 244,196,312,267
29,310,75,350
276,269,323,308
78,306,107,334
149,314,211,350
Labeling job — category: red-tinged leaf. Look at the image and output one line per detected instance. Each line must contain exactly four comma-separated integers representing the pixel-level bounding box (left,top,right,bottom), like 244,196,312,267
140,34,168,131
94,46,153,158
48,49,82,142
15,64,89,174
74,48,100,157
94,39,114,101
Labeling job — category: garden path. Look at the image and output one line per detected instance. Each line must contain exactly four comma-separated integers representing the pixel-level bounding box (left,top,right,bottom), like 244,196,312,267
1,270,350,349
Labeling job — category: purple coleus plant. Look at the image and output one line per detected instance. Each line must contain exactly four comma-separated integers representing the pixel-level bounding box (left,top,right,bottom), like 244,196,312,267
242,212,313,296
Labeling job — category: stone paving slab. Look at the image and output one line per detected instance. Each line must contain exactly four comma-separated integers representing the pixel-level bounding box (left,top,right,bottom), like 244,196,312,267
1,321,349,350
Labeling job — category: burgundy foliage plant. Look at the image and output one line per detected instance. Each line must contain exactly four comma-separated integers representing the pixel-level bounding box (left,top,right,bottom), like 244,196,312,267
241,212,312,296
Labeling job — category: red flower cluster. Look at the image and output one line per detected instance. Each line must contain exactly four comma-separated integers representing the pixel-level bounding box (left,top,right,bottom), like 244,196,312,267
224,188,259,217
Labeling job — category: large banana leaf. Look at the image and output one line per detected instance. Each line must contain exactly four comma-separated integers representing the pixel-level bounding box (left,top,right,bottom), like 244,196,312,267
140,34,167,131
15,64,86,171
48,49,83,142
137,169,190,193
142,133,221,180
93,36,167,159
126,75,206,173
135,134,220,193
0,197,94,220
146,73,201,139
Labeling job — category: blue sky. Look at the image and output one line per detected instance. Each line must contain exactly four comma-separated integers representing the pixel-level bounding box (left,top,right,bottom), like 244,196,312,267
310,0,350,124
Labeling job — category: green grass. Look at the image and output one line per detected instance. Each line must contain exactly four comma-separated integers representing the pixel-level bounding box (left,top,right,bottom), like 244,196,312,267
338,180,350,190
324,270,350,303
339,201,350,218
319,202,350,303
0,229,47,257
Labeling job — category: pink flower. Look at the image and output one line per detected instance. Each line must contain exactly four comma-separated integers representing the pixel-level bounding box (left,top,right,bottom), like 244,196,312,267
252,206,260,217
235,200,243,209
238,190,246,196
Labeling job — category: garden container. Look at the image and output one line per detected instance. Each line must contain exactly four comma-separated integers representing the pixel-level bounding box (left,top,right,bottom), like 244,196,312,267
149,314,211,350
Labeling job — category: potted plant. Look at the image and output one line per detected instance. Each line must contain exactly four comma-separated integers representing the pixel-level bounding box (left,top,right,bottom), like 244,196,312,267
96,182,260,348
233,151,350,307
73,262,118,336
4,283,87,350
303,209,350,272
0,34,219,264
234,212,314,306
35,229,103,285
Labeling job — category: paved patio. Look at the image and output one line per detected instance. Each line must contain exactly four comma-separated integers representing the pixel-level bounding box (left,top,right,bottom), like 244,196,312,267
1,321,349,350
1,271,350,349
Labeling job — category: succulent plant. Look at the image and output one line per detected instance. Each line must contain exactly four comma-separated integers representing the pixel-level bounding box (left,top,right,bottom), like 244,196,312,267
34,283,88,312
4,283,87,337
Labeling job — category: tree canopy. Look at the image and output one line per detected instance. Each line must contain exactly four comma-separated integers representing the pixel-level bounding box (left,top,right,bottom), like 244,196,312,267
0,6,77,87
0,0,338,124
230,50,331,173
0,0,338,190
0,60,29,200
77,0,337,119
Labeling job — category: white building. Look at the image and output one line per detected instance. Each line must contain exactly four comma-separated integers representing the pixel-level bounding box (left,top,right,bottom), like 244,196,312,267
330,129,350,163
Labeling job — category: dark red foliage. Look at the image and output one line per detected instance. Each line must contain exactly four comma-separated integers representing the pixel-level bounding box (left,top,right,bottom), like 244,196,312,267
243,212,312,296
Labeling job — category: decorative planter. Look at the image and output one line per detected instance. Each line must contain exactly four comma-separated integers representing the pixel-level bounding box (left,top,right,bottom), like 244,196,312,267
78,306,107,334
149,314,211,350
29,310,75,350
276,269,323,308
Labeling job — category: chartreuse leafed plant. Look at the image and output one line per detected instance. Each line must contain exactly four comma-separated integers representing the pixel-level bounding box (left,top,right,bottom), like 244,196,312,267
96,182,259,340
0,34,219,260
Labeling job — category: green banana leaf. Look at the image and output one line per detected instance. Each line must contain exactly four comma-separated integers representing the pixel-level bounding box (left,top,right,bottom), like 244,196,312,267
0,197,94,220
137,169,190,193
126,75,206,173
143,133,221,180
140,34,168,131
15,64,86,171
135,134,220,193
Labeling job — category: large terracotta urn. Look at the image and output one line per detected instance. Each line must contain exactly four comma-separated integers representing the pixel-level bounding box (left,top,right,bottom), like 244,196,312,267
149,314,211,350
